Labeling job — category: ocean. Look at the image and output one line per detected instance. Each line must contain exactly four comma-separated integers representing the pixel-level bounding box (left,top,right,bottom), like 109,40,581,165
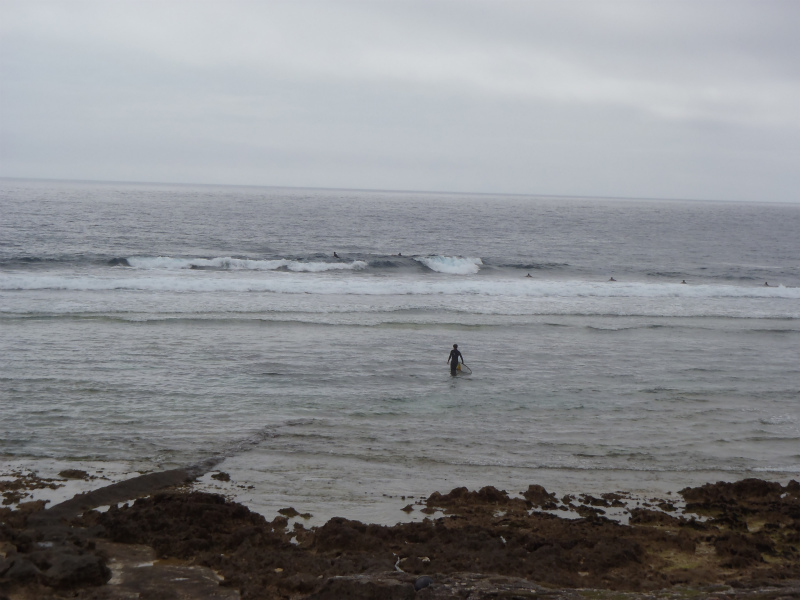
1,178,799,524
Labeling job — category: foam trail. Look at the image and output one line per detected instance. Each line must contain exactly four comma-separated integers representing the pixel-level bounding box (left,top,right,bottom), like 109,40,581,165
415,256,483,274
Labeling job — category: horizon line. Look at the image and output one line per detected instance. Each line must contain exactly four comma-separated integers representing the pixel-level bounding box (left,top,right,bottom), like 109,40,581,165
0,175,790,206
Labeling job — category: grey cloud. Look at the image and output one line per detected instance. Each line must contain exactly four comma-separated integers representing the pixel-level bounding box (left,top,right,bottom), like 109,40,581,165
1,0,799,201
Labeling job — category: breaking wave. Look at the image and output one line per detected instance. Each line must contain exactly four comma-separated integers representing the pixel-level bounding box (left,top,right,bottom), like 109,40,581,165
125,256,367,272
415,256,483,274
2,273,798,300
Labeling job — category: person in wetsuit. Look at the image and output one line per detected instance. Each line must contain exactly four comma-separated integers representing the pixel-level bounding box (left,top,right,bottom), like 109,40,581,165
447,344,464,375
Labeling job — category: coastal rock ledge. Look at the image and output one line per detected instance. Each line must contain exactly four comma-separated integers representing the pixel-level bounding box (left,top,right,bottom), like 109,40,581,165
1,478,799,599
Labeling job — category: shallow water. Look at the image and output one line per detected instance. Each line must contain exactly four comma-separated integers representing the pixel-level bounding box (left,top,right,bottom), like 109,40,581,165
1,179,798,523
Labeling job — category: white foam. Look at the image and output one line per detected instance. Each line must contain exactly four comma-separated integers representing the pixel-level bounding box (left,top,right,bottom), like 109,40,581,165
126,256,368,272
2,274,799,301
415,256,483,275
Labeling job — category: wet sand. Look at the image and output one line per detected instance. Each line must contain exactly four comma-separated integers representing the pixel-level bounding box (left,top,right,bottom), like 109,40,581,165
1,469,799,599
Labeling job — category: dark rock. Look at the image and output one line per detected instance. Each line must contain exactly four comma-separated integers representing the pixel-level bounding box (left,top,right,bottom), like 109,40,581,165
414,575,434,591
710,511,749,531
6,478,799,599
580,494,610,508
589,538,643,570
307,575,415,600
428,486,493,507
58,469,89,480
312,518,385,554
2,556,42,582
476,486,509,504
680,516,709,531
42,552,110,588
29,467,195,528
523,484,557,509
714,532,766,568
426,486,530,516
601,492,625,501
575,505,605,518
211,471,231,482
629,508,684,526
283,572,320,595
680,479,784,506
271,515,289,529
2,491,23,505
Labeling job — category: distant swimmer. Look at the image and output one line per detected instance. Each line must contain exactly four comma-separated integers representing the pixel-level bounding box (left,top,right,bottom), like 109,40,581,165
526,273,532,278
447,344,464,376
681,280,687,284
333,252,339,258
609,277,616,282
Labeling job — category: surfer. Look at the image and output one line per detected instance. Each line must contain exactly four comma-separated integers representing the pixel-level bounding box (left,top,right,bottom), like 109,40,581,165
764,281,770,287
681,280,687,284
609,277,616,282
447,344,464,376
526,273,532,278
333,252,339,259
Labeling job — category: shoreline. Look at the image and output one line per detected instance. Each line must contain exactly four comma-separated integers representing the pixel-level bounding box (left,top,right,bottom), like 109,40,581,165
2,465,800,599
3,456,798,527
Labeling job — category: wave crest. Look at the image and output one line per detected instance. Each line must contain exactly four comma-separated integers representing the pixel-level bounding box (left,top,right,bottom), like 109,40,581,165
126,256,368,272
415,256,483,275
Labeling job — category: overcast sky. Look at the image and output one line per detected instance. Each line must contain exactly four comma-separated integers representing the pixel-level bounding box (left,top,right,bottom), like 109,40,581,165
1,1,799,202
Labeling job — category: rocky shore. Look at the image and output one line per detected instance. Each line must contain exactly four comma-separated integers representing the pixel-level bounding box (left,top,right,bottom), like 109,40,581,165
2,471,799,599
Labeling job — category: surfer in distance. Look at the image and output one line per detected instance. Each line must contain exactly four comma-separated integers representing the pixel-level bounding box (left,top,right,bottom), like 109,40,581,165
526,273,532,278
333,252,339,258
609,277,616,282
447,344,464,376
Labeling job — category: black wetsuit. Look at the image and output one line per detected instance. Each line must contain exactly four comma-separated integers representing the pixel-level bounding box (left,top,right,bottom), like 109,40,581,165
448,349,463,374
